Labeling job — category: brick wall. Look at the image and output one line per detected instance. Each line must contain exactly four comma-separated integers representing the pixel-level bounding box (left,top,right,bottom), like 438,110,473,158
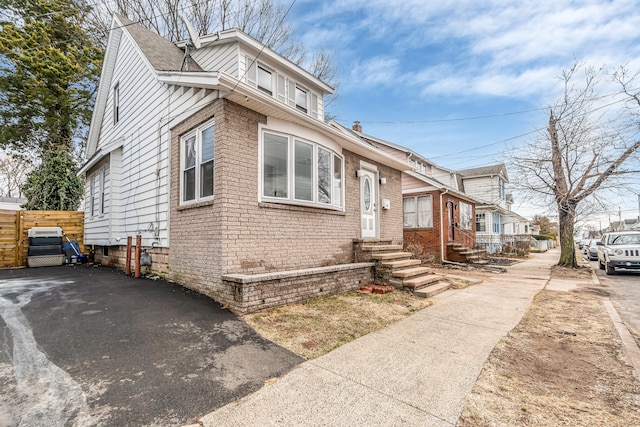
221,263,375,314
92,244,169,275
167,98,403,310
402,191,476,263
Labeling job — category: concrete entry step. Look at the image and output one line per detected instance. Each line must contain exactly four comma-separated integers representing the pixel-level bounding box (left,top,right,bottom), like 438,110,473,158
392,267,432,278
371,252,413,261
415,282,450,298
379,259,422,269
361,244,404,252
402,274,442,290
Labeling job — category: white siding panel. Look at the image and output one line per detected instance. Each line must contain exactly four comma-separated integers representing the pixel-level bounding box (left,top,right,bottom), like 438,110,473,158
192,43,239,75
402,173,436,192
369,142,406,161
85,30,172,248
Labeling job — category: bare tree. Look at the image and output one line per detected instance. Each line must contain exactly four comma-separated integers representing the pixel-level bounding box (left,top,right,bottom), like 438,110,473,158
0,151,33,198
508,62,640,268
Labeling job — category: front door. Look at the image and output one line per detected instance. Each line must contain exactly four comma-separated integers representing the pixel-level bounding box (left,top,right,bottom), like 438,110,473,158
360,169,377,238
447,201,455,241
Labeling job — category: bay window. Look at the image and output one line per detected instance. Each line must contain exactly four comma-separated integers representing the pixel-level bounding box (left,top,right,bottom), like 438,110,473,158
181,120,214,203
262,131,343,209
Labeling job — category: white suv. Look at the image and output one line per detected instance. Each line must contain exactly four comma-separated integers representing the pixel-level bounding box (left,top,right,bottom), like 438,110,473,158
597,231,640,275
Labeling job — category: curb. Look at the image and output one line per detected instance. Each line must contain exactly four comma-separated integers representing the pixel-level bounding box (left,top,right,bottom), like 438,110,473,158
592,265,640,380
603,299,640,380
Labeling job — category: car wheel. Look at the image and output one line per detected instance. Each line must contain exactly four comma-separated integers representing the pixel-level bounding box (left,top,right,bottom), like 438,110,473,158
599,259,605,270
605,262,615,275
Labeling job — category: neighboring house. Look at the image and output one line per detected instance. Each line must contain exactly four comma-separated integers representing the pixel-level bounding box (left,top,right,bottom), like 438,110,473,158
79,15,408,312
457,164,531,254
336,122,481,263
0,197,27,210
609,218,640,231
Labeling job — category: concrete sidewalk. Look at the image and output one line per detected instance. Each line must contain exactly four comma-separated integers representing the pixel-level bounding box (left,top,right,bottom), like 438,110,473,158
195,250,561,426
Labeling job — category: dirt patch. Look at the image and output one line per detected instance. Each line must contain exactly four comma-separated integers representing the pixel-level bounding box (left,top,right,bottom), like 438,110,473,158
243,290,432,360
458,288,640,427
551,264,593,279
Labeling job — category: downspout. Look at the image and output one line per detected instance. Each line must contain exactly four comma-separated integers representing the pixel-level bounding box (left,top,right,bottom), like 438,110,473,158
440,188,449,263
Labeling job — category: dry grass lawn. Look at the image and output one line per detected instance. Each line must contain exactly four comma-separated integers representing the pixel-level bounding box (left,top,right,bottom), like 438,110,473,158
243,289,432,360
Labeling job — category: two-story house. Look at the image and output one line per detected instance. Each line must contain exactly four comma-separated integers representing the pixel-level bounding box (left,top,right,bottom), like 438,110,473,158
79,15,408,313
457,164,531,253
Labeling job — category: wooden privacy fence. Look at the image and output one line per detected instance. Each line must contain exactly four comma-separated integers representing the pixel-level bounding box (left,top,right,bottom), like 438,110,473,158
0,210,85,268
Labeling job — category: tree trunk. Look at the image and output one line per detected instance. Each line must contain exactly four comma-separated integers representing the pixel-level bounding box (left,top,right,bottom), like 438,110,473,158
557,202,578,267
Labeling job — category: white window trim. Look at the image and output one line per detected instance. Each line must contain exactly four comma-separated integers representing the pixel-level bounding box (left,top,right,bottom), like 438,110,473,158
476,213,486,232
180,120,215,205
460,202,472,230
244,57,321,120
99,167,105,215
403,194,433,229
260,130,344,211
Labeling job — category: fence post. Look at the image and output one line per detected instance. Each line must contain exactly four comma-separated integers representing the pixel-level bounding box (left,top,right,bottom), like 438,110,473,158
15,210,25,267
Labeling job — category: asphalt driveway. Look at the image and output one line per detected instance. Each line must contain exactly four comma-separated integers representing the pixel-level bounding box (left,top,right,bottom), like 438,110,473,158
0,265,303,426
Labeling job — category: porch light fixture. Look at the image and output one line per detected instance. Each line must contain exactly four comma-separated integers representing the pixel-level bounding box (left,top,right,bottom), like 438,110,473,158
379,177,387,185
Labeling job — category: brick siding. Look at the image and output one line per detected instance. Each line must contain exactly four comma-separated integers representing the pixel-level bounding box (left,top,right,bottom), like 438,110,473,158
403,191,476,263
166,98,403,311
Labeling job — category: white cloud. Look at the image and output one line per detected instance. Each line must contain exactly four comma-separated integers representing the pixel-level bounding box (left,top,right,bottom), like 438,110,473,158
348,56,400,88
294,0,640,101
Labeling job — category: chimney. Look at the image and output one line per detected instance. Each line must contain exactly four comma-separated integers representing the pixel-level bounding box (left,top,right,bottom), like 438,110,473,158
352,120,362,133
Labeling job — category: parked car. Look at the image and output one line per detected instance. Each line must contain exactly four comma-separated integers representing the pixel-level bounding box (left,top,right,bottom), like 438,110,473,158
597,231,640,275
581,239,598,260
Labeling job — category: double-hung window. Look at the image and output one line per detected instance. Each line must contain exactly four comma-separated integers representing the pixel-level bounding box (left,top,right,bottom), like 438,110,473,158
403,195,433,228
295,86,308,113
262,131,343,209
257,65,273,95
113,83,120,125
498,178,505,200
476,213,486,232
493,213,501,233
181,120,215,203
99,167,106,215
460,202,472,230
89,174,96,217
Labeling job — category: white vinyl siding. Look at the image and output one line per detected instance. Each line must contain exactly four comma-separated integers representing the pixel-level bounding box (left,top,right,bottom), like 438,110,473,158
191,42,238,75
403,195,433,228
86,32,171,247
262,130,343,209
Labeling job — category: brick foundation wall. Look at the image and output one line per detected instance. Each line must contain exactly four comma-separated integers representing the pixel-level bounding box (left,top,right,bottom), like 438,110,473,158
92,244,169,276
221,263,375,314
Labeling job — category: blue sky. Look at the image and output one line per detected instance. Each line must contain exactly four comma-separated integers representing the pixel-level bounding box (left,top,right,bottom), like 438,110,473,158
287,0,640,225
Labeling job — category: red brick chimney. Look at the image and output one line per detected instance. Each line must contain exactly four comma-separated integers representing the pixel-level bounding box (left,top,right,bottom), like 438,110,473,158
352,121,362,133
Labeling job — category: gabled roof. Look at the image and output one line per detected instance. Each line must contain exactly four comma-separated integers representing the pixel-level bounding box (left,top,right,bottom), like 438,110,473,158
116,15,201,72
458,164,508,181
